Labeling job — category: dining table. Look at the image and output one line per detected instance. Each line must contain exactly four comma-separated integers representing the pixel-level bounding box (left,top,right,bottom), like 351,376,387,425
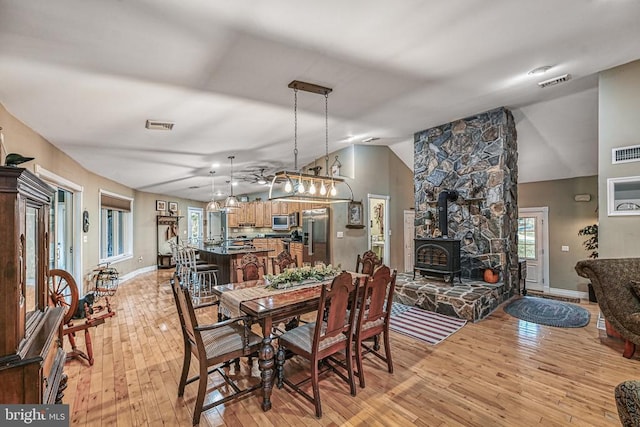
211,271,369,411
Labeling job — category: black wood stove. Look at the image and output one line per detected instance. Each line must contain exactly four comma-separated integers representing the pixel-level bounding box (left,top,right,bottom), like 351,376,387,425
413,238,461,283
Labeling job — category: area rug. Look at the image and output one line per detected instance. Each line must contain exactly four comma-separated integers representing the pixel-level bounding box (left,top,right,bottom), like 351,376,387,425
389,303,467,345
503,296,590,328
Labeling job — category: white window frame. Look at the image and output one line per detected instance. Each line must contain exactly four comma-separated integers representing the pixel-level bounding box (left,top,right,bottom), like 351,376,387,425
99,190,134,264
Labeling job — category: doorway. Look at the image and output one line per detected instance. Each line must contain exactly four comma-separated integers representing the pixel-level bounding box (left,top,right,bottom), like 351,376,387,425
187,207,204,244
367,194,390,264
518,207,549,293
35,165,83,292
403,210,415,273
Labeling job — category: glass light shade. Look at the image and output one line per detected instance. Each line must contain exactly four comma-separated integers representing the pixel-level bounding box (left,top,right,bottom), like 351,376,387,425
330,182,337,196
206,199,221,212
284,179,293,193
319,181,327,195
297,179,305,194
224,195,239,209
309,181,317,195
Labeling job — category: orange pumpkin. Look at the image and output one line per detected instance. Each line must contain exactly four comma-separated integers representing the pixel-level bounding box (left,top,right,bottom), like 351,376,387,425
483,268,499,283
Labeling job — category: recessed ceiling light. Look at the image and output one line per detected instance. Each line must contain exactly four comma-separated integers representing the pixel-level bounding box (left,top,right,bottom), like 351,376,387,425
145,120,174,130
211,162,220,168
528,65,552,75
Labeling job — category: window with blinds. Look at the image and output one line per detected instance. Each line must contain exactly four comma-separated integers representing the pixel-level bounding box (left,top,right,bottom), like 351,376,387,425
100,191,133,262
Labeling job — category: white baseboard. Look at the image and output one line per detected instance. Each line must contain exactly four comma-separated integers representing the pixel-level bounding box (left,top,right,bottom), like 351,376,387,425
547,287,589,300
120,265,158,283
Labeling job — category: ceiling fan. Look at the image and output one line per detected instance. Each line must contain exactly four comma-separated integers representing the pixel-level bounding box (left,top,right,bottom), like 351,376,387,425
240,167,284,185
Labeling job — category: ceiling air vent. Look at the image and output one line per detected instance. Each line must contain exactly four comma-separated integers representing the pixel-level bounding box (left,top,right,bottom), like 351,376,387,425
145,120,174,131
612,144,640,164
537,74,571,88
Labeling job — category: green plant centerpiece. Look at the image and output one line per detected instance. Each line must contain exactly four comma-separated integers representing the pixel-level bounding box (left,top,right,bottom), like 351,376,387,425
578,224,598,259
264,264,342,289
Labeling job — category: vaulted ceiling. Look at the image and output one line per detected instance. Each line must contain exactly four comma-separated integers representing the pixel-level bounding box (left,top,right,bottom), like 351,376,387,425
1,1,638,201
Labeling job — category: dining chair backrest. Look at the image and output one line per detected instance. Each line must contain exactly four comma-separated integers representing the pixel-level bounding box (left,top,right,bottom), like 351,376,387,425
313,271,358,353
355,250,383,276
171,277,200,354
272,250,298,275
236,253,266,281
356,265,397,332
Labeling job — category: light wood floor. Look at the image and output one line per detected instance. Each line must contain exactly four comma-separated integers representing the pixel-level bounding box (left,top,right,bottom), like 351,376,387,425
63,270,635,426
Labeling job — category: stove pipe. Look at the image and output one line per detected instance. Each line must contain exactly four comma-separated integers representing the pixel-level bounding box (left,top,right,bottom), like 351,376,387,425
437,189,459,238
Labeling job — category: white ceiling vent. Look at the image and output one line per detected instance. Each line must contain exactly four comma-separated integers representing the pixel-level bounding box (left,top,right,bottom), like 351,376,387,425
537,74,571,88
612,144,640,164
145,120,174,131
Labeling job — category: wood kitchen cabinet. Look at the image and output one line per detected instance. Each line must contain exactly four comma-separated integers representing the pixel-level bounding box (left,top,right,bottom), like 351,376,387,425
244,202,256,225
263,201,272,227
255,202,265,227
0,166,66,405
227,210,239,228
271,200,288,215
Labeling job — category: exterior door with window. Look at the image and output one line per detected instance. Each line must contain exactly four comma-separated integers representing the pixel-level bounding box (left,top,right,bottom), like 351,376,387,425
518,208,548,292
187,207,204,244
49,188,74,276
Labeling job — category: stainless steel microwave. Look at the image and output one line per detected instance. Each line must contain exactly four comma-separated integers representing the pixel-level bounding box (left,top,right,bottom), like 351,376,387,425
272,215,290,230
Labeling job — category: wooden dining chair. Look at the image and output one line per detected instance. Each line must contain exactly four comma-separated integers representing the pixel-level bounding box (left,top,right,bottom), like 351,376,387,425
353,265,397,388
235,253,267,281
355,250,383,276
275,271,359,418
171,278,262,425
271,250,298,275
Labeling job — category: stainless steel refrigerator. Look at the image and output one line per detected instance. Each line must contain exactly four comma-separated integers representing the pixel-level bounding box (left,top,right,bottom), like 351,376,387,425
302,208,330,266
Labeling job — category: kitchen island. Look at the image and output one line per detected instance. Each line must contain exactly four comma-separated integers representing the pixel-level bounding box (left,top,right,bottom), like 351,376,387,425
197,246,272,283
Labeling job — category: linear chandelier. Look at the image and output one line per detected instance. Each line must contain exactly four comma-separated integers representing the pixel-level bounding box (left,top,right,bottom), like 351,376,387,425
268,80,353,204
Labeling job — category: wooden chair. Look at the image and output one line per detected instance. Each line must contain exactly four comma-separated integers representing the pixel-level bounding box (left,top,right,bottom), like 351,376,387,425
275,272,359,418
355,250,383,276
272,250,298,275
353,265,397,388
171,278,262,425
235,253,267,281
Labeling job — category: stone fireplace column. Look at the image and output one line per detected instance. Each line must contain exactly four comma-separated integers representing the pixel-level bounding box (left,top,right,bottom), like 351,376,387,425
413,107,518,297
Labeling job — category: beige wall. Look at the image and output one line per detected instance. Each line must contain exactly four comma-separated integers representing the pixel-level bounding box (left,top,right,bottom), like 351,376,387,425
329,144,414,272
518,176,598,292
1,104,205,292
599,60,640,258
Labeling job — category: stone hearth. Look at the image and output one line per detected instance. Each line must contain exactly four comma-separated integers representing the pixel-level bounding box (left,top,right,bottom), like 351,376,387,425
394,273,506,322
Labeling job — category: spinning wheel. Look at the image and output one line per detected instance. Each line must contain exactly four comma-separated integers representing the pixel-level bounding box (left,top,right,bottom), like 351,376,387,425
48,268,116,366
49,269,79,324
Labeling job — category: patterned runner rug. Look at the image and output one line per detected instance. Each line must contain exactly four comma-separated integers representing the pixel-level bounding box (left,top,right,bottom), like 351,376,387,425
389,303,467,345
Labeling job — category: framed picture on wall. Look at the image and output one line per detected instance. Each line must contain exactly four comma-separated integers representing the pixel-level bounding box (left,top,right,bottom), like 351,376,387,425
156,200,167,211
346,201,365,228
168,201,178,214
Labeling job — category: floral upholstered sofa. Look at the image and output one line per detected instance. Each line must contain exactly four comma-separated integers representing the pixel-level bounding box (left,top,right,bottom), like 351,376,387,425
575,258,640,358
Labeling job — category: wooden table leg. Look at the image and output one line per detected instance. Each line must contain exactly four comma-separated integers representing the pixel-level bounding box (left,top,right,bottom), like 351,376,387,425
258,336,274,411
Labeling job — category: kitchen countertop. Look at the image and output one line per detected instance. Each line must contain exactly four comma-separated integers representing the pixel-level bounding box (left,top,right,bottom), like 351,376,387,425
198,245,272,255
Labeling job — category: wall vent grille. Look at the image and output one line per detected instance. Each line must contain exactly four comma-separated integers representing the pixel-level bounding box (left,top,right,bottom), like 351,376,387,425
145,120,174,131
612,144,640,164
537,74,571,88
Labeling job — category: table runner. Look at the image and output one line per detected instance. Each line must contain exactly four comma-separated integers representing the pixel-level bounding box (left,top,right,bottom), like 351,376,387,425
219,280,326,318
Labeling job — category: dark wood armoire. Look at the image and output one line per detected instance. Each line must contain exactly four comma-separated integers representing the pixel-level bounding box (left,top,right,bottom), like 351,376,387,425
0,166,67,404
